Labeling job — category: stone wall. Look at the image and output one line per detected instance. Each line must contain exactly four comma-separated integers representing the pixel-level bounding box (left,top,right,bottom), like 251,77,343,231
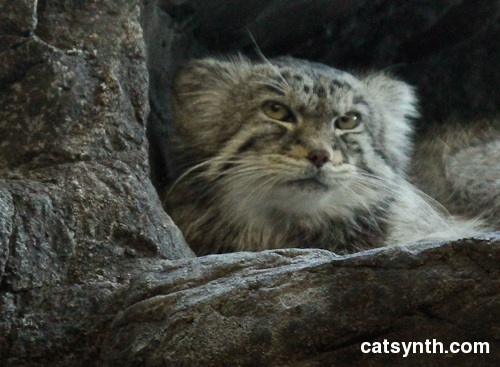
1,0,500,366
0,0,191,365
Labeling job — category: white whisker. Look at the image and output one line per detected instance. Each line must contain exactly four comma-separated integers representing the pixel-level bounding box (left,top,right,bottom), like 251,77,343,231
246,29,289,88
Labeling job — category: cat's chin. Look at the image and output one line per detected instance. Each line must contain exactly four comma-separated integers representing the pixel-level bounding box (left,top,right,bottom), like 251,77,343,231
286,177,330,191
285,164,352,190
256,183,348,218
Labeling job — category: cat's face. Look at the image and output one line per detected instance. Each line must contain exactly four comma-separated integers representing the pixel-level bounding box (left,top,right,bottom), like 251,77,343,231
170,57,417,223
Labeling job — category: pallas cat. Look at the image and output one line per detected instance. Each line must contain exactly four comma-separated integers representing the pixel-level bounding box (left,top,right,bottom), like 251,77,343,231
163,56,486,255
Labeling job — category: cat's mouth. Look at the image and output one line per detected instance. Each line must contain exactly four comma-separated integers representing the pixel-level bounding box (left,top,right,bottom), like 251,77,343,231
287,177,329,190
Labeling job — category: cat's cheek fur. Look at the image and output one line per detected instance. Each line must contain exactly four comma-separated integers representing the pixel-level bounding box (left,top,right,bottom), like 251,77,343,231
165,56,487,255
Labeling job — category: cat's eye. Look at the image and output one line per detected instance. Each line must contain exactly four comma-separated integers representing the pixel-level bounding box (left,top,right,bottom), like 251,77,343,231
335,112,362,130
262,101,296,123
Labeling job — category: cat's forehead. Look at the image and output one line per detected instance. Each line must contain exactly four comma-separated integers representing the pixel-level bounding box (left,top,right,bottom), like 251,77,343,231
272,57,352,79
271,57,357,86
246,58,361,104
253,58,364,113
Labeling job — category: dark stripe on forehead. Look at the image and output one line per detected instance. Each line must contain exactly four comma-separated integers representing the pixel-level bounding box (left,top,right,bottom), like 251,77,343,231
315,86,326,98
332,81,344,88
280,71,291,80
353,96,370,108
328,80,353,96
263,84,285,96
331,80,352,90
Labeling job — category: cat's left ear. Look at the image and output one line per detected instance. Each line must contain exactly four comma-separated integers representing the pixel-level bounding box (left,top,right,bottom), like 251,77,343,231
361,73,419,121
361,73,419,173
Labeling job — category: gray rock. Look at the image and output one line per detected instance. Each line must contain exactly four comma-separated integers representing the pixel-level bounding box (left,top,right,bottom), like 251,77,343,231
2,0,500,366
0,0,37,36
103,237,500,366
0,0,192,365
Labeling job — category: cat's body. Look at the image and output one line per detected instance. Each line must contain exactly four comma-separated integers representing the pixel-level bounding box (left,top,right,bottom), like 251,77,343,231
164,56,487,255
412,120,500,230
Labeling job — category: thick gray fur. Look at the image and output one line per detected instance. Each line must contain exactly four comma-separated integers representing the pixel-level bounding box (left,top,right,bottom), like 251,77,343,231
164,56,490,255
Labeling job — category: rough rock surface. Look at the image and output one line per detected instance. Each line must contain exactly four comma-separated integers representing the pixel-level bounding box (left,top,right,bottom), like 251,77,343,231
0,0,191,366
103,237,500,367
1,0,500,366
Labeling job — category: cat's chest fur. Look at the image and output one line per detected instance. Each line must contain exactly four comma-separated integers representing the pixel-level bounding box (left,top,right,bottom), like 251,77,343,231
164,56,484,255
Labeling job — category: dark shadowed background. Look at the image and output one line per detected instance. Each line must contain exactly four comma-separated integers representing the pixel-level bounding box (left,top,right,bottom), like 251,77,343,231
146,0,500,191
1,0,500,366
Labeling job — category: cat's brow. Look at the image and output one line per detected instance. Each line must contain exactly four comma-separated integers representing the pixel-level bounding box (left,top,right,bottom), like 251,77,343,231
331,80,352,90
353,96,370,108
263,85,286,96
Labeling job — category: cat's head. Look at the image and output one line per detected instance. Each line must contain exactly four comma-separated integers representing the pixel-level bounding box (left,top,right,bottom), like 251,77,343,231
169,56,418,221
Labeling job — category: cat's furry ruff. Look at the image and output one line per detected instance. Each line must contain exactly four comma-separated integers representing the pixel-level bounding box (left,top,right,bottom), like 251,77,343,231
412,120,500,230
163,56,488,255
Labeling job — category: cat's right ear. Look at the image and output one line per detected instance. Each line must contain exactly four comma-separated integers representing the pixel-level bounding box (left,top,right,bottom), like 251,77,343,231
170,58,243,148
172,58,232,96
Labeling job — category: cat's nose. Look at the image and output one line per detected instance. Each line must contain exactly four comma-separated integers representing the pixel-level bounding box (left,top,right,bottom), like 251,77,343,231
307,150,330,168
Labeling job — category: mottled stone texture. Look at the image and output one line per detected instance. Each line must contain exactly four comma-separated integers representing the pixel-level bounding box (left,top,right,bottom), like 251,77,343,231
103,238,500,367
0,0,191,366
2,0,500,366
